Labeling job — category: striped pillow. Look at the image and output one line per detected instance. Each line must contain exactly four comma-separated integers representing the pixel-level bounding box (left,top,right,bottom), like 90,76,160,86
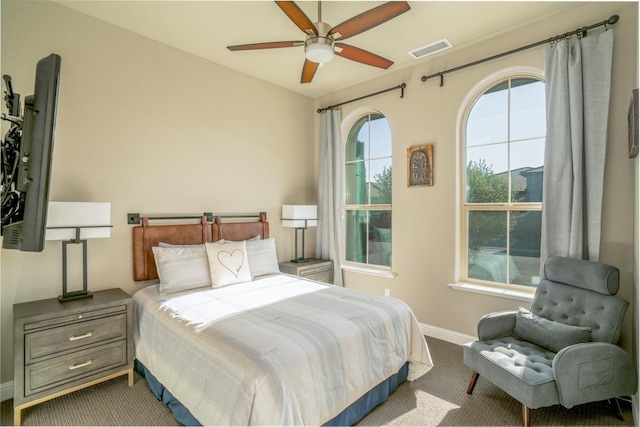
247,237,280,278
152,246,211,294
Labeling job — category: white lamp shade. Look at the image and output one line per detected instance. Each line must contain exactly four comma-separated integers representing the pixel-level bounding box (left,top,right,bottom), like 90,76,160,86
282,205,317,228
46,202,111,240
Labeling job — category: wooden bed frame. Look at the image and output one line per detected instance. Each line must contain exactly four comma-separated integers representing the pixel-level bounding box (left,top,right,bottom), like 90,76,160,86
132,214,269,281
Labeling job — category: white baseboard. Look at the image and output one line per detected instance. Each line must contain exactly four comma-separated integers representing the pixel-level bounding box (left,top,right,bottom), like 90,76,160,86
1,381,13,402
419,322,476,346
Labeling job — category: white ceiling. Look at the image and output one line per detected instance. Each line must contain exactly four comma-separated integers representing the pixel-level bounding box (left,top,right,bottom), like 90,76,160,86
56,1,588,99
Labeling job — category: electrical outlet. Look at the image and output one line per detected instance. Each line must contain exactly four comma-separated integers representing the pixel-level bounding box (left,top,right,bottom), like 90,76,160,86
384,289,390,297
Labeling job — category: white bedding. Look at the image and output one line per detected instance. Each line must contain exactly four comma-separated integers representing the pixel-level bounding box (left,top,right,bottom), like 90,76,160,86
133,274,432,425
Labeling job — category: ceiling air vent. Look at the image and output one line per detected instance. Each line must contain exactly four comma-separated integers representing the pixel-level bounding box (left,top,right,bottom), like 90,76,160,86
409,39,453,60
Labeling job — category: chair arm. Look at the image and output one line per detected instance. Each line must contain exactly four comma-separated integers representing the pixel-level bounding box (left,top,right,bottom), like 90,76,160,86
477,311,517,341
553,342,638,409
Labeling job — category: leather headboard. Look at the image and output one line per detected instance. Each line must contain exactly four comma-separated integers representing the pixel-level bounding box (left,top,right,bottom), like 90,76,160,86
132,214,269,281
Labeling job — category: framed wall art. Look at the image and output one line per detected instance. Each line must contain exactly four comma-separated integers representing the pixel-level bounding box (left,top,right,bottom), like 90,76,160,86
629,88,638,159
407,144,433,187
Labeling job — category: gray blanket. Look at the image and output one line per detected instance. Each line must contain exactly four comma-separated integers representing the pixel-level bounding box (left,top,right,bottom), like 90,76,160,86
133,275,432,425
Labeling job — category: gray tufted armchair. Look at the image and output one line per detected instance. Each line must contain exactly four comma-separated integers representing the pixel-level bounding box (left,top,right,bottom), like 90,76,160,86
463,256,637,426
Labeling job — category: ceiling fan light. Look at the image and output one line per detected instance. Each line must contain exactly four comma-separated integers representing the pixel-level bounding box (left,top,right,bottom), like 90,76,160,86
306,43,333,63
305,36,334,63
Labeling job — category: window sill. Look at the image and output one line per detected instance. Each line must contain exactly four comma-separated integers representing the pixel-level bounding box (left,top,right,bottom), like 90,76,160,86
448,282,534,302
342,264,395,278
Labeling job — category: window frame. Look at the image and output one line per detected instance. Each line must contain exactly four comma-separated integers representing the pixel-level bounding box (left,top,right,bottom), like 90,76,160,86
459,69,545,290
341,109,393,273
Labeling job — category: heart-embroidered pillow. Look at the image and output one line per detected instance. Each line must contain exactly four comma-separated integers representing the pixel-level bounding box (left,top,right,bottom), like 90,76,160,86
205,241,252,288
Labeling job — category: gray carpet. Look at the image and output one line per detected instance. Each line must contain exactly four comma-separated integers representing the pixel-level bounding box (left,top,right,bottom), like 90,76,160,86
1,337,633,426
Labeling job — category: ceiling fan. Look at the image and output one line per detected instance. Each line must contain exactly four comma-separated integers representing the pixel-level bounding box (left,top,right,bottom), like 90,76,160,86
226,1,411,84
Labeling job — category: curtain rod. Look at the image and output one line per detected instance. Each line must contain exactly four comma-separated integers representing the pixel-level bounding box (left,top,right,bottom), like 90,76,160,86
317,83,406,113
421,14,619,87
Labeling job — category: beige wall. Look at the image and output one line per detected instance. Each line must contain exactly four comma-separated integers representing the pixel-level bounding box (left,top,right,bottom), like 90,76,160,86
318,1,638,349
0,1,315,385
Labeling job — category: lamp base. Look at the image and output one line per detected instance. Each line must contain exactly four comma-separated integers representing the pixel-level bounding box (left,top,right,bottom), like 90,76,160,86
290,257,309,263
58,290,93,303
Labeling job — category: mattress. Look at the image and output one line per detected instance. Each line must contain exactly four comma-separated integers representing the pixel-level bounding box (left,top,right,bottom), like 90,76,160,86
133,274,432,425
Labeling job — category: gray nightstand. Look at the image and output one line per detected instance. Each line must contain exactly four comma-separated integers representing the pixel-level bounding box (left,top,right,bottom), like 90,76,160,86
279,258,334,284
13,288,134,426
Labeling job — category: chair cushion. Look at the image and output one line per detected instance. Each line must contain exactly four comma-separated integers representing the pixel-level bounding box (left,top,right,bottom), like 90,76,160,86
463,337,560,409
514,307,591,353
532,280,629,344
544,256,619,295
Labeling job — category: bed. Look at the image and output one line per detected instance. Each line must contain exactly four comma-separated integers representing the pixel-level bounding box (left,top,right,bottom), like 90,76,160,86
131,214,433,425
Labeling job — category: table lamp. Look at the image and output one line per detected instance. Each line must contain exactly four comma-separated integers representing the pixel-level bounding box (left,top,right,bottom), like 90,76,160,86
281,205,317,263
46,201,111,302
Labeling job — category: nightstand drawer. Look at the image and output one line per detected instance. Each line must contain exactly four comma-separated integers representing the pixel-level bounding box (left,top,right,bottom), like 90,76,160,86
24,304,127,331
25,313,127,363
299,264,332,277
279,259,334,284
25,340,127,396
303,271,332,283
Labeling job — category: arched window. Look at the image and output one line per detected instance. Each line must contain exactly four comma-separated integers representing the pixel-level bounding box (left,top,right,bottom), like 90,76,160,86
344,113,392,268
462,74,545,287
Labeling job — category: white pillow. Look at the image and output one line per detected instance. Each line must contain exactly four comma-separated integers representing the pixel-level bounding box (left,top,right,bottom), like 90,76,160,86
152,246,211,294
247,237,280,278
224,235,261,242
205,241,252,288
159,240,223,248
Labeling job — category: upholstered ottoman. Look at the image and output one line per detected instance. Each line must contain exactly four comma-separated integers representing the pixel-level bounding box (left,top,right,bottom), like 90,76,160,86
464,335,559,409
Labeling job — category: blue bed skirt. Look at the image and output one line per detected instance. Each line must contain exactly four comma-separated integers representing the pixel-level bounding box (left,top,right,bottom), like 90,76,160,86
135,359,409,426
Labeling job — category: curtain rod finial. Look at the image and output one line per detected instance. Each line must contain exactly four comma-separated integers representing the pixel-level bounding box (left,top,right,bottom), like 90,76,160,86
607,15,619,25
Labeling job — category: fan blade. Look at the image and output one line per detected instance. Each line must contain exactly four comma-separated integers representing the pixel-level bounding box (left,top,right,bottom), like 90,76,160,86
275,1,318,36
227,41,303,51
301,59,319,83
335,43,393,69
329,1,410,40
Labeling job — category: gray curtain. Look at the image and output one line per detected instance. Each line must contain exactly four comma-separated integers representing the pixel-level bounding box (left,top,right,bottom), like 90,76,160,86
317,108,343,285
540,30,613,264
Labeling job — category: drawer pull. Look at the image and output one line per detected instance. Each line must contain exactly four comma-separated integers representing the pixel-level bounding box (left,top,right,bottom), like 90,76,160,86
69,359,93,370
69,332,93,341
